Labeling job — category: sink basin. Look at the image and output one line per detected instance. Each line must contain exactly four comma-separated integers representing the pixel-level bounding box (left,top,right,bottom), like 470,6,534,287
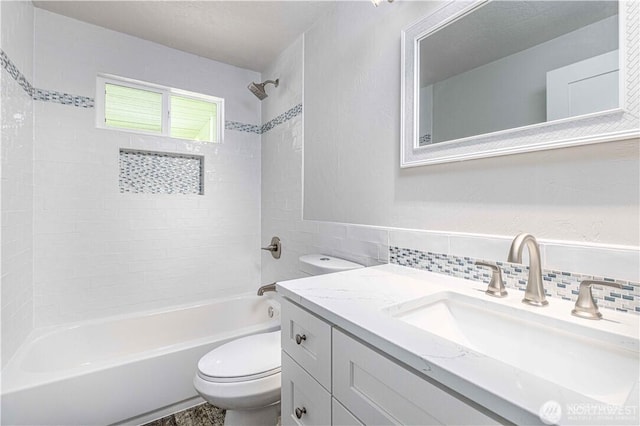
385,291,639,406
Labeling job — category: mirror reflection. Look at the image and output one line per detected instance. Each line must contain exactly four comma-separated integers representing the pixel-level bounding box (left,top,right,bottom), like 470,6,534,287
418,1,619,146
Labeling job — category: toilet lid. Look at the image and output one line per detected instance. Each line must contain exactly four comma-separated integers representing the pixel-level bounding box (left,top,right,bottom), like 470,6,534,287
198,331,281,383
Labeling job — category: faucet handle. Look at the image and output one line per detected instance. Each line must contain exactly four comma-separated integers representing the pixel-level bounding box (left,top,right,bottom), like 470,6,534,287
475,261,508,298
261,236,281,259
572,280,623,320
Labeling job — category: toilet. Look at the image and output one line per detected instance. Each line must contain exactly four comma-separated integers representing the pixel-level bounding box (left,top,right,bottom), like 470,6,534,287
193,254,364,425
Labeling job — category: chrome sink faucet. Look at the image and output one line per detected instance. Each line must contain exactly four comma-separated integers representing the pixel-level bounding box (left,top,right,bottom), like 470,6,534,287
508,233,548,306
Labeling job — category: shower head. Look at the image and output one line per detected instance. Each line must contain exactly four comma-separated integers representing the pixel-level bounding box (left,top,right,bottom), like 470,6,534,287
248,79,279,100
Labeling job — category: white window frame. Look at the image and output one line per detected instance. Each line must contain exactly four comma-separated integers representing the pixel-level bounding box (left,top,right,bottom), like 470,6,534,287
96,74,224,143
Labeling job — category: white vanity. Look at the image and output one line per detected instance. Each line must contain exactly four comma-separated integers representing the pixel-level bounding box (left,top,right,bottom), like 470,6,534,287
277,264,639,425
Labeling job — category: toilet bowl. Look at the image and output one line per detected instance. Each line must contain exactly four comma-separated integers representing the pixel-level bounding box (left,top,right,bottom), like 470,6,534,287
193,331,281,425
194,254,363,425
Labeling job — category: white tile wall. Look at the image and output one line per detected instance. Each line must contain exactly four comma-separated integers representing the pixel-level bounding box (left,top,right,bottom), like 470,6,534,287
31,10,263,326
261,37,390,285
1,0,34,366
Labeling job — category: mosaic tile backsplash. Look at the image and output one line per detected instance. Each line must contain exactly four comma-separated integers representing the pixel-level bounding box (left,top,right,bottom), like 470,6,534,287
119,150,204,195
390,246,640,314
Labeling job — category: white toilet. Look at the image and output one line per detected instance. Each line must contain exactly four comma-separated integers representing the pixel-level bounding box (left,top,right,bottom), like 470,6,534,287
193,254,364,425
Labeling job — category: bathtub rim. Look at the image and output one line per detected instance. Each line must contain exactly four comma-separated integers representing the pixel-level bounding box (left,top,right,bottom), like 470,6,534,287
1,291,281,394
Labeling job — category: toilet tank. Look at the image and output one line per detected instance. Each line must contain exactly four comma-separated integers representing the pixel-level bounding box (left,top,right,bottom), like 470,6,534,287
299,254,364,276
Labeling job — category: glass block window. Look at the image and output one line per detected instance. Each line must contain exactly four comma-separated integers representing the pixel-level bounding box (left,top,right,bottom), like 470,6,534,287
97,75,223,143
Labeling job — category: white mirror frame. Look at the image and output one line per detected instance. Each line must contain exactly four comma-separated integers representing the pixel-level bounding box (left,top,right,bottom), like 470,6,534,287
401,0,639,168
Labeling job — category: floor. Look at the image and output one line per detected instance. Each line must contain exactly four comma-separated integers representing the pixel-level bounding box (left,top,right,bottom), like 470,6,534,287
143,403,225,426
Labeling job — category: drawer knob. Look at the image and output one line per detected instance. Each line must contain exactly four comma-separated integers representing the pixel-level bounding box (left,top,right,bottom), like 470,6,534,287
295,334,307,345
295,407,307,419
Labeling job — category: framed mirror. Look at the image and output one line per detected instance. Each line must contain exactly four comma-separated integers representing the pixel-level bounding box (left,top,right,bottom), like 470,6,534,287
401,0,639,168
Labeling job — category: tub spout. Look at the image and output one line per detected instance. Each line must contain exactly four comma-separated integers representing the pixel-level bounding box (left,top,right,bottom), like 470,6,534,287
257,283,277,296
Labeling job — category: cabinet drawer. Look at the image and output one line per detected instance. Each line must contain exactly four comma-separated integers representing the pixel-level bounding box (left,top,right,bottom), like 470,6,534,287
332,329,500,425
281,351,331,426
332,398,363,426
281,299,332,390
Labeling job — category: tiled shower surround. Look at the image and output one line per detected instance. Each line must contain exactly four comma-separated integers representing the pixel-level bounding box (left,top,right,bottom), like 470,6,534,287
390,247,640,314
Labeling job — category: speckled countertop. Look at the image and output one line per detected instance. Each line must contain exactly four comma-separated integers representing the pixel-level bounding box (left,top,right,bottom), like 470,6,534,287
277,264,640,425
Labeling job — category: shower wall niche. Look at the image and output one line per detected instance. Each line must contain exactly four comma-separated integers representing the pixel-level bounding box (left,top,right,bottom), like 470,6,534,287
119,149,204,195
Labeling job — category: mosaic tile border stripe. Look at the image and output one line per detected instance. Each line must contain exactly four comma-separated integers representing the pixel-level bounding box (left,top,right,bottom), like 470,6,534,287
32,88,94,108
389,246,640,315
260,103,302,134
1,49,34,97
225,120,262,134
2,49,95,108
2,49,301,133
226,104,303,135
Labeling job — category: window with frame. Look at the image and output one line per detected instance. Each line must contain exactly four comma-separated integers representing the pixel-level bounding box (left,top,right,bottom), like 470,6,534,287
96,75,223,143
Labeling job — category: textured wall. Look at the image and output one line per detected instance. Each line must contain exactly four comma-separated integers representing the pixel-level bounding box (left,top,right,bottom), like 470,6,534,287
32,9,263,326
1,0,34,366
303,1,640,247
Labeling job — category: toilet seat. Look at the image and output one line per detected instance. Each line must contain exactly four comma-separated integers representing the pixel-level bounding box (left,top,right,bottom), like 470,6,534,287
197,331,281,383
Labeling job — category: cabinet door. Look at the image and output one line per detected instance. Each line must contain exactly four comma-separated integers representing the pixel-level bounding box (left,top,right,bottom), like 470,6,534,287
281,299,332,390
332,398,363,426
332,329,500,425
546,50,619,121
281,351,332,426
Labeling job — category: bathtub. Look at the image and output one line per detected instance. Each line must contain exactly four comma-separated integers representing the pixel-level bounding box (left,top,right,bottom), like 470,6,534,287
1,293,280,425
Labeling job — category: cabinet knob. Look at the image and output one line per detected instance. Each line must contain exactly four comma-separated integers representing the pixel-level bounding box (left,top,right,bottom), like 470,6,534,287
295,407,307,419
295,334,307,345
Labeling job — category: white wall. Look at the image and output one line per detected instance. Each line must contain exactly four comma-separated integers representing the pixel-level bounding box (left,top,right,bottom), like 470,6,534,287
1,0,34,367
303,1,639,248
32,9,263,326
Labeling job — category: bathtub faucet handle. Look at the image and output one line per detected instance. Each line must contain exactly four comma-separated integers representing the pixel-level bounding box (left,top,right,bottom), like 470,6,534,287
261,236,281,259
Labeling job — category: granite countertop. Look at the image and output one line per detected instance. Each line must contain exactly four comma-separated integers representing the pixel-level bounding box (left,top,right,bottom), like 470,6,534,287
277,264,639,425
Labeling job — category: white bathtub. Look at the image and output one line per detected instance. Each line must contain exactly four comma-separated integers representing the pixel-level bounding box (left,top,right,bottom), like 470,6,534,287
1,293,280,425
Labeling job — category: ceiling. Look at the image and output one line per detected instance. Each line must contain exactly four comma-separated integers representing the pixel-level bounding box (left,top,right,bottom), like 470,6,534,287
32,1,336,72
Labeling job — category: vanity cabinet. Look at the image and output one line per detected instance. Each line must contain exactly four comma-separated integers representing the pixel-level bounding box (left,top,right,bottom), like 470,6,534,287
281,299,332,425
281,298,500,425
281,351,332,425
281,297,332,389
